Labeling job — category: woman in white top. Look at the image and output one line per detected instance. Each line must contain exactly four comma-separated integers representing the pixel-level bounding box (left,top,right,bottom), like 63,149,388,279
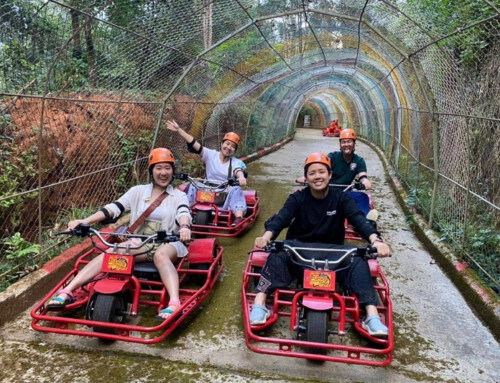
47,148,192,320
166,120,247,226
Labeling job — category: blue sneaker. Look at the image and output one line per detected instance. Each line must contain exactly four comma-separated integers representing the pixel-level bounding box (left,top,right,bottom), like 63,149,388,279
362,315,388,337
249,304,270,325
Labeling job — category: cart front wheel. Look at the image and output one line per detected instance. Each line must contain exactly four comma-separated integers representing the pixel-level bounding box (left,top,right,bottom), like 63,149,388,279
305,309,329,357
87,293,126,334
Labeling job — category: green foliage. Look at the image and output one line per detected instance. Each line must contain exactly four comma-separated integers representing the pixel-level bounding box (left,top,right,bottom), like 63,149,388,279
0,117,38,231
0,232,40,292
207,29,268,78
246,125,268,151
410,180,499,292
406,0,496,71
114,129,152,192
178,156,205,178
1,232,40,260
0,0,64,93
56,206,99,229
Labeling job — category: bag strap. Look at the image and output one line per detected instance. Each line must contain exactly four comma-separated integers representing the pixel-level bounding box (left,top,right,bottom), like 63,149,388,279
128,191,168,233
227,157,233,180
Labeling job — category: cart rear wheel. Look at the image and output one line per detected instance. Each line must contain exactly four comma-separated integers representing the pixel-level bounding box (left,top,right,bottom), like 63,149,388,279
88,293,126,334
305,309,329,356
190,262,212,284
194,210,211,226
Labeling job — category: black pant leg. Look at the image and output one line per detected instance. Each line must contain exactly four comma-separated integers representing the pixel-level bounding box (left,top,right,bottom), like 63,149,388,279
256,250,296,295
338,256,379,307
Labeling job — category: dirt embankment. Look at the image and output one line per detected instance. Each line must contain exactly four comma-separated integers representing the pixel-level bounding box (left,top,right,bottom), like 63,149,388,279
1,93,196,238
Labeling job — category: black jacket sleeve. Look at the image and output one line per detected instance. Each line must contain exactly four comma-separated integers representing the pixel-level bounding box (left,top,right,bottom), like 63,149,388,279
264,192,300,239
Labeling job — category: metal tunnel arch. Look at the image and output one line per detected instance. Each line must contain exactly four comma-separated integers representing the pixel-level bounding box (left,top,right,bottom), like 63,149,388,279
0,0,498,298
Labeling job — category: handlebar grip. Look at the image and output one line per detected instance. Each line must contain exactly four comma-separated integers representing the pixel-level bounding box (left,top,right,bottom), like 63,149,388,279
364,245,378,259
354,181,365,190
174,173,188,181
157,230,180,243
56,223,90,237
264,240,284,252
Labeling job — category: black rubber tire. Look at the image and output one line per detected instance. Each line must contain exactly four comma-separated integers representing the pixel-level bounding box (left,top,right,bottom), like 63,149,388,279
89,293,126,334
194,210,211,226
190,262,211,284
305,309,329,356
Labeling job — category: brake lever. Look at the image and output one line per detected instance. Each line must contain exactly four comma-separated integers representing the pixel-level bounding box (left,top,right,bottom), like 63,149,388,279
355,181,366,190
54,223,90,237
174,173,188,181
362,245,378,259
228,178,240,187
156,230,180,243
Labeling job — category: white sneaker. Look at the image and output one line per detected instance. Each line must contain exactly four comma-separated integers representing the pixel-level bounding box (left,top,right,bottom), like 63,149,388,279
366,209,379,222
362,315,388,337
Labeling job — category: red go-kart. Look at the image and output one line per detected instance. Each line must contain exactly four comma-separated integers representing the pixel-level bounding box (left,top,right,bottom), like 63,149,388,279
31,225,223,343
176,173,259,237
322,129,341,137
242,240,393,365
322,121,341,137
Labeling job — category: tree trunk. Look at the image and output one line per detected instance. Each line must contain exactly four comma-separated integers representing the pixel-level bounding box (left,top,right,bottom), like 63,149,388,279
84,15,96,87
70,9,82,59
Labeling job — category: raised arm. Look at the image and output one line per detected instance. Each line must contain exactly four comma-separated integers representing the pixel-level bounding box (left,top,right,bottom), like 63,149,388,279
166,120,203,154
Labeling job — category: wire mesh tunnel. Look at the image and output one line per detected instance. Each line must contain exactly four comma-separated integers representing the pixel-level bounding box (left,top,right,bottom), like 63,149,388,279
0,0,498,292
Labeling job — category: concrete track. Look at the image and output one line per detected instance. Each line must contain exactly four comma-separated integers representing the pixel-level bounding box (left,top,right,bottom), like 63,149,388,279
1,129,499,383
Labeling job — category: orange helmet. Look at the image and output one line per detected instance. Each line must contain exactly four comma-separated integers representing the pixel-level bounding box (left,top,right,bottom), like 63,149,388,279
222,132,240,147
148,148,175,167
304,152,331,174
339,129,356,140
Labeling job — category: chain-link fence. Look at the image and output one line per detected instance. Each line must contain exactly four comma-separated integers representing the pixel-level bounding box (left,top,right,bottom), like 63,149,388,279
0,0,498,292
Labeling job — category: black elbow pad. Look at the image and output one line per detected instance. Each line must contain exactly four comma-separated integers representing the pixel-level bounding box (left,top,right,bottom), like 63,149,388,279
99,202,124,224
187,138,202,154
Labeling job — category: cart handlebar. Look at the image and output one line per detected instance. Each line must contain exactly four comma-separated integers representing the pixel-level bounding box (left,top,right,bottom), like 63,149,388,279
262,240,377,270
175,173,239,191
56,224,180,250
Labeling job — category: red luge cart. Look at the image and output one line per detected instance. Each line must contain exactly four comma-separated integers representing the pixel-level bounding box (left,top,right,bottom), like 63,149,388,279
241,241,393,365
177,173,259,237
322,120,342,137
31,226,224,344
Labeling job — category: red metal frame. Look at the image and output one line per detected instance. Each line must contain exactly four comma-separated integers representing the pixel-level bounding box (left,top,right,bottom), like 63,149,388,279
190,190,259,237
241,248,394,365
31,238,224,344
